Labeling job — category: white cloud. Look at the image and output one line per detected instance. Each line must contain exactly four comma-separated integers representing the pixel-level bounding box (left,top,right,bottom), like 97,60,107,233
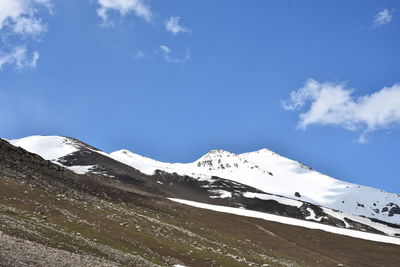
96,0,152,25
282,79,400,142
159,45,171,54
374,8,394,27
0,46,39,70
0,0,50,37
165,16,190,35
12,16,46,36
159,45,190,63
0,0,50,70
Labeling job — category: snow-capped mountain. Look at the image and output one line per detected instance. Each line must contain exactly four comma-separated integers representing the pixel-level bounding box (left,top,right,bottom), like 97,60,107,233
111,145,400,225
8,135,400,230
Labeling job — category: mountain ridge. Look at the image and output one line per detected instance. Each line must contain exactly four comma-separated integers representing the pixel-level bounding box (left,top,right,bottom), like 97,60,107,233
100,138,400,224
7,135,400,229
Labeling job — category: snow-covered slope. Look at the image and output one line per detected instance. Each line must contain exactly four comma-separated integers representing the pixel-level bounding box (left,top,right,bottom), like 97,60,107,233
8,135,400,226
10,136,78,161
110,148,400,225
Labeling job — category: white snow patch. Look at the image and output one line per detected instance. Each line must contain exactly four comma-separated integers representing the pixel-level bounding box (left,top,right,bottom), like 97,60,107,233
209,190,232,199
305,207,322,221
10,136,78,161
243,192,303,208
169,198,400,246
67,165,97,175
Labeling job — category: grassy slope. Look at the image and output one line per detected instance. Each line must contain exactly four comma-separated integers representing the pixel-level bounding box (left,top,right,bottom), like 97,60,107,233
1,175,400,267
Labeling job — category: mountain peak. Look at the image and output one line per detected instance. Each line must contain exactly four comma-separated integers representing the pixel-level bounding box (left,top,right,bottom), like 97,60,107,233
256,148,272,153
208,149,235,155
240,148,276,157
198,149,236,160
114,149,134,155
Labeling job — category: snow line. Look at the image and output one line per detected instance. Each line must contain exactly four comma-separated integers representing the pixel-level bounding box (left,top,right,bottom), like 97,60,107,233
168,198,400,246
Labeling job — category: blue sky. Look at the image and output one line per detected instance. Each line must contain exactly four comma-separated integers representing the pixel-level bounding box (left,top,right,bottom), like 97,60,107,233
1,0,400,193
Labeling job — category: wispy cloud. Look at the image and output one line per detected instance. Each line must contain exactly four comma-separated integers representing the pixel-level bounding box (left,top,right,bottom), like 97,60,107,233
94,2,193,63
374,8,394,28
282,79,400,142
0,0,50,38
0,0,51,70
96,0,152,26
159,45,190,63
0,46,39,70
159,45,171,54
11,16,47,36
165,16,190,35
